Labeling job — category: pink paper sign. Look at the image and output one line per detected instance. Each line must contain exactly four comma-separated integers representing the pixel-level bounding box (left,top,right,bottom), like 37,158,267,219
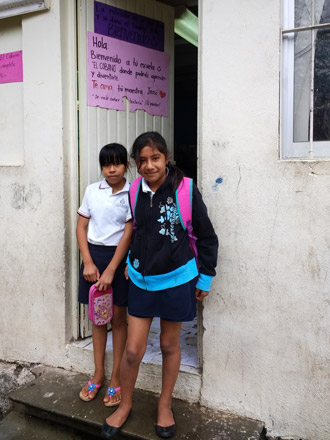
87,32,169,116
0,51,23,84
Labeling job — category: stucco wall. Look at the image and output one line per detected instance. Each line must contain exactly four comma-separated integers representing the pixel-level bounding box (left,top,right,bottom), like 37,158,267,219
0,1,76,368
2,0,330,437
200,1,330,439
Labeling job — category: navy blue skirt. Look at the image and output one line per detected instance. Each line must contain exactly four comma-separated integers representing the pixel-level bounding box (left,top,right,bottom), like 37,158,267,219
128,277,197,322
78,243,129,307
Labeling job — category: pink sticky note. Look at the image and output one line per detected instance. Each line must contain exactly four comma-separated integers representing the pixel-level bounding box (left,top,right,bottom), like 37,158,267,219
0,51,23,84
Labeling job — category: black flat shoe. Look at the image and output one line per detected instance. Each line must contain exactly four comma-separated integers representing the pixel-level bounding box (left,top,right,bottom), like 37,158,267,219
155,423,176,438
101,421,121,439
101,411,131,439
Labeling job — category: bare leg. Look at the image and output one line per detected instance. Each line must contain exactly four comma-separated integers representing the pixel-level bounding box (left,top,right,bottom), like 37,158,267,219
80,323,107,399
157,320,182,427
104,305,127,404
105,315,152,427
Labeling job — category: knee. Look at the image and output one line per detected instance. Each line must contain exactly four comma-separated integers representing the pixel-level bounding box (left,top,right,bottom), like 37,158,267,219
111,309,127,329
160,337,179,357
125,342,145,366
111,315,126,329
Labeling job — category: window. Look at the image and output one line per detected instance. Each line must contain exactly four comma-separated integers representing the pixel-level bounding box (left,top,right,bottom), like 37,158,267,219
282,0,330,158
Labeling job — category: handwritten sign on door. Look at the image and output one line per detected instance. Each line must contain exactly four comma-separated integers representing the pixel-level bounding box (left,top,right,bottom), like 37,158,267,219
0,51,23,84
94,1,164,52
87,32,169,116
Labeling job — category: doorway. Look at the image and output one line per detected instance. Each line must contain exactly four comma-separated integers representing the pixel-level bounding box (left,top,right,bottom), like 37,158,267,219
145,4,199,369
75,0,201,394
173,16,198,182
159,1,199,370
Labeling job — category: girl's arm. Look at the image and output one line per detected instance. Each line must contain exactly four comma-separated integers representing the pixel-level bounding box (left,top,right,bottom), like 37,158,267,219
76,215,100,282
95,220,133,291
192,184,219,295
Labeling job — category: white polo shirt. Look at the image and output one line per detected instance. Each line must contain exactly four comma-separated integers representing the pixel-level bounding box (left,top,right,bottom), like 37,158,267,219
78,179,131,246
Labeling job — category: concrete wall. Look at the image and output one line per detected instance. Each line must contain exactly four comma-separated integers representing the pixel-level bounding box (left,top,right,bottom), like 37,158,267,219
2,0,330,438
199,1,330,439
0,0,78,368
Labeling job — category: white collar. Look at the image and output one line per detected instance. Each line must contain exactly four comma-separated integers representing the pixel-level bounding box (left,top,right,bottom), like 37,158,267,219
141,167,169,195
141,178,155,195
99,178,129,193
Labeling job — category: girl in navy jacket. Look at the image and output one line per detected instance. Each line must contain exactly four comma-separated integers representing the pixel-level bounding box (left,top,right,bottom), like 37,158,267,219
102,132,218,439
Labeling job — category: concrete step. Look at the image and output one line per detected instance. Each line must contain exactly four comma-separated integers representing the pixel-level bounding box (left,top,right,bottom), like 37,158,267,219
0,410,100,440
3,366,266,440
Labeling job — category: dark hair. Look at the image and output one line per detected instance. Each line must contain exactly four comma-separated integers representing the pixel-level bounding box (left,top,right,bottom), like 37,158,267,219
99,143,128,169
131,132,184,192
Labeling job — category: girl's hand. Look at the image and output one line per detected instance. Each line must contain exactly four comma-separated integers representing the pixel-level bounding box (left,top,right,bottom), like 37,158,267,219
124,264,129,280
195,289,209,302
83,262,100,283
95,271,114,291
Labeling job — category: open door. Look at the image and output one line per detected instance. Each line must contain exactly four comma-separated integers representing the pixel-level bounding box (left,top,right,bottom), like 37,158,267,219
77,0,175,337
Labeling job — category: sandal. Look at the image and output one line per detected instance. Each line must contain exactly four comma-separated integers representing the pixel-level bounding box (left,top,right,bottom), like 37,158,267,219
79,380,102,402
104,386,121,407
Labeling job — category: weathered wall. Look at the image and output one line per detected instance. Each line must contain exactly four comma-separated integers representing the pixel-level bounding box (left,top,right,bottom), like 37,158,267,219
2,0,330,438
199,1,330,439
0,0,77,368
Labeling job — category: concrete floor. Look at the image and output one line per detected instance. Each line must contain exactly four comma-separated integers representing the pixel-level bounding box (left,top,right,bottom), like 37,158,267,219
77,317,198,369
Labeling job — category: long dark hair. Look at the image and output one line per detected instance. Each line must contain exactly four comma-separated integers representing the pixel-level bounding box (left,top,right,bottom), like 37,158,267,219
131,132,184,192
99,143,128,169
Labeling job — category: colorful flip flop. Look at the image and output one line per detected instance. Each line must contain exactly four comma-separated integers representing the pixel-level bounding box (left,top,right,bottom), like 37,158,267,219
104,386,121,407
79,380,102,402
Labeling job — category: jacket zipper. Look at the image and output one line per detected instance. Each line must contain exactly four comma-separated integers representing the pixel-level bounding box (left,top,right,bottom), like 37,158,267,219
140,192,153,289
144,192,155,289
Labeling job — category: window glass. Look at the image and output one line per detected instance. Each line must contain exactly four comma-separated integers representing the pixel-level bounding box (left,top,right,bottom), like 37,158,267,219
295,0,312,27
315,0,330,24
314,2,330,140
282,0,330,157
294,30,312,142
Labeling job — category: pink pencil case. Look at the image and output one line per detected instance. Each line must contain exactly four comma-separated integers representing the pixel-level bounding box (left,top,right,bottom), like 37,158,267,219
88,285,113,326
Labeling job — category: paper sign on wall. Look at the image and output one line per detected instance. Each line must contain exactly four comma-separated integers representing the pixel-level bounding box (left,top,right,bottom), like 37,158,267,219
0,51,23,84
87,32,169,116
94,1,164,52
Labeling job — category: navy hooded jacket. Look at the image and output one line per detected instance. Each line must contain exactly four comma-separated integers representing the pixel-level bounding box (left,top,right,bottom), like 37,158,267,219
127,171,218,291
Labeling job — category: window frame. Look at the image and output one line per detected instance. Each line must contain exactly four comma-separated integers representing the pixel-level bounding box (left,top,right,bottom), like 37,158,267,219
0,0,50,20
281,0,330,159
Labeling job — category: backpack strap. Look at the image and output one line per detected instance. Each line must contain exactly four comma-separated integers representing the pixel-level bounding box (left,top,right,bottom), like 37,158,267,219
176,177,199,268
176,176,193,230
129,176,143,221
129,176,143,222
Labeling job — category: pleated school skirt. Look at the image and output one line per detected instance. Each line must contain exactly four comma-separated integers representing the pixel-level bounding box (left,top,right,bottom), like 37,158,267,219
78,243,129,307
128,277,198,322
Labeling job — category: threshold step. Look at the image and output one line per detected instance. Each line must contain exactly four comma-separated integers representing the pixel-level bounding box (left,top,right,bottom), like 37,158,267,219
7,366,265,440
0,410,99,440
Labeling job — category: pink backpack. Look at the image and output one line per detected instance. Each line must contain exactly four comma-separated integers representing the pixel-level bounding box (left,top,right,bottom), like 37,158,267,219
88,285,113,325
129,176,198,265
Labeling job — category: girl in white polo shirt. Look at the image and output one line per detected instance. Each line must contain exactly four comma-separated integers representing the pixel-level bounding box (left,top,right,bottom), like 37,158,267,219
77,143,133,407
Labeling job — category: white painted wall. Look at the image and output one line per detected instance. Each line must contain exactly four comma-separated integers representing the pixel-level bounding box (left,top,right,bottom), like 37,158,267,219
2,0,330,438
0,0,78,368
199,1,330,439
